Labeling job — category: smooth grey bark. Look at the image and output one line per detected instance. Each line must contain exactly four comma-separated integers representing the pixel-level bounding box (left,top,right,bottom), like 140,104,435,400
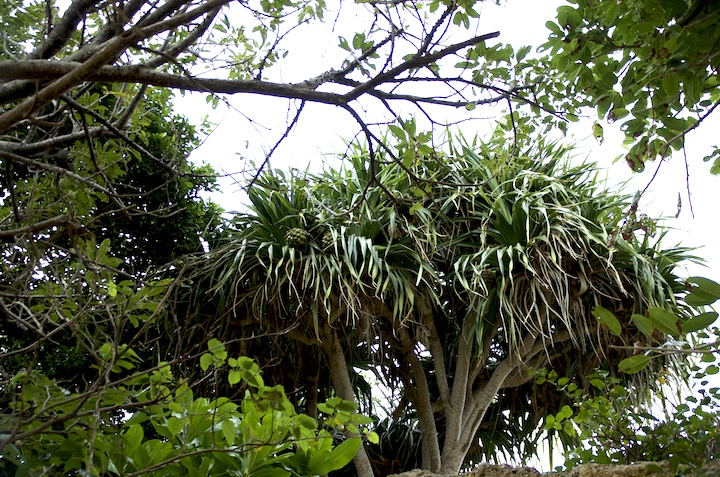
437,331,572,475
439,333,538,475
398,327,441,472
324,327,375,477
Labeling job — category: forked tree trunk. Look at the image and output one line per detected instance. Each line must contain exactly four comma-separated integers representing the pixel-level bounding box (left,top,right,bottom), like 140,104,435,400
437,332,569,475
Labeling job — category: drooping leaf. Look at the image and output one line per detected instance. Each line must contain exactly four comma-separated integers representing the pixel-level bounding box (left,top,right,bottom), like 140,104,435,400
222,420,235,445
631,314,655,340
592,305,622,336
619,355,652,374
648,307,680,337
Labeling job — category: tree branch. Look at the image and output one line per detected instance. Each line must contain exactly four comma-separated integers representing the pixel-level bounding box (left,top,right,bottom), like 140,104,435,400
398,326,441,472
0,149,111,196
0,215,75,242
323,326,375,477
342,31,499,102
0,61,346,106
417,292,450,407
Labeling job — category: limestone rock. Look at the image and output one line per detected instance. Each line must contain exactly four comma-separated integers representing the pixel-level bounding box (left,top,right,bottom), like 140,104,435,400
387,460,720,477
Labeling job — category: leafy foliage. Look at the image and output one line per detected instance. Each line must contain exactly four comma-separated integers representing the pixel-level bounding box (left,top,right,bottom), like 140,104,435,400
1,336,370,477
544,365,720,475
529,0,720,173
3,1,720,475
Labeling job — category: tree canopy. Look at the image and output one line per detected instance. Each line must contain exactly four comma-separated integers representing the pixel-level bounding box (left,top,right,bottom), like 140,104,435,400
200,124,711,475
2,1,720,477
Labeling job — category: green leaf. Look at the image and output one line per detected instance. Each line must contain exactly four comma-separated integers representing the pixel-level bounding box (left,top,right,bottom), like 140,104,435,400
297,414,317,430
134,444,151,470
619,355,652,374
200,353,214,372
631,314,655,339
123,423,144,450
682,312,718,334
222,419,235,445
307,437,361,475
252,468,291,477
686,288,719,307
662,74,679,98
687,277,720,303
207,338,224,355
516,45,531,61
592,122,604,144
167,416,184,437
592,305,622,336
228,370,242,385
328,437,362,471
546,20,563,35
335,400,357,413
307,449,332,476
648,307,680,337
367,431,379,444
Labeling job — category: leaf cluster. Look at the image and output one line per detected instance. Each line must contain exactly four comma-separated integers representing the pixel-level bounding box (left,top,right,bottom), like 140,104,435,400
2,336,371,477
529,0,720,173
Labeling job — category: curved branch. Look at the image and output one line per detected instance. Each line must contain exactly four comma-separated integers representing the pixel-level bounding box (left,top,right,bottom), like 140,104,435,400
0,149,111,196
0,215,75,242
342,31,499,102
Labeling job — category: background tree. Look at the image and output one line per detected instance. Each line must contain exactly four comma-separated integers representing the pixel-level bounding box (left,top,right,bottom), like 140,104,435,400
200,120,709,476
0,85,219,392
521,0,720,175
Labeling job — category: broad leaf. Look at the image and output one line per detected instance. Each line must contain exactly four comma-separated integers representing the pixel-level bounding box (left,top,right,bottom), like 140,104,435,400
631,314,655,340
648,308,680,337
123,423,144,450
592,305,622,336
167,417,184,437
307,438,361,475
222,420,235,445
682,312,719,335
199,353,214,372
619,355,652,374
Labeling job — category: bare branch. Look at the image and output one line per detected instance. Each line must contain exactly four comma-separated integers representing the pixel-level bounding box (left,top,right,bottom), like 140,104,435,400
0,149,111,196
342,31,500,102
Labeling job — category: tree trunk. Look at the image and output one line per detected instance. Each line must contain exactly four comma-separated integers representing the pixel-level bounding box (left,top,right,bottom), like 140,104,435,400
440,334,540,475
324,327,375,477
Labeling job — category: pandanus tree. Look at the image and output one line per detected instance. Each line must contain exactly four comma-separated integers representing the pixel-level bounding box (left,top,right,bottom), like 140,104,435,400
200,124,699,476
